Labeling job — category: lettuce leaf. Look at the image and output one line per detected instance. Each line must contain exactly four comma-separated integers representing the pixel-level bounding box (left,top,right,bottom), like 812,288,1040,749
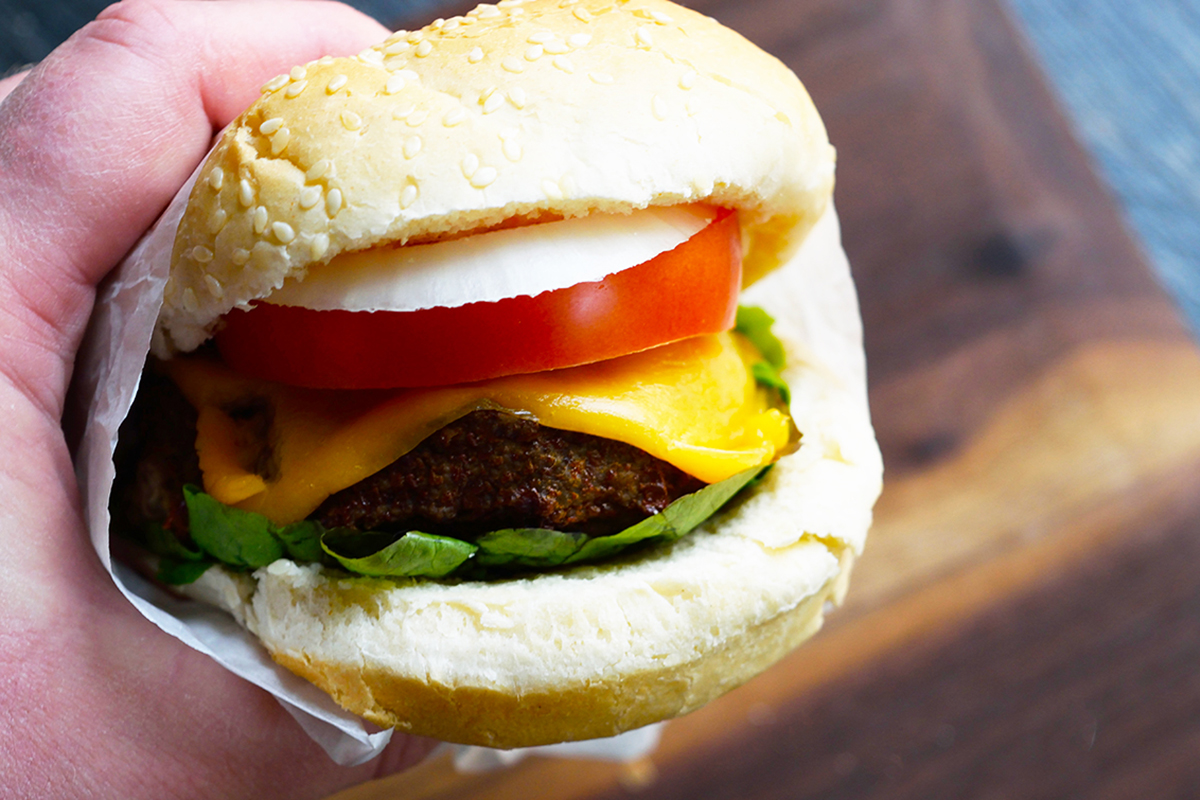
321,530,476,578
184,485,284,569
473,466,762,570
169,465,761,582
735,305,791,404
735,306,786,368
156,559,214,585
142,522,213,585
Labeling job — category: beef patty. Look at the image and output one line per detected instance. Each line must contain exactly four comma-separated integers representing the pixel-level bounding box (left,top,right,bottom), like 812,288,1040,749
113,371,705,545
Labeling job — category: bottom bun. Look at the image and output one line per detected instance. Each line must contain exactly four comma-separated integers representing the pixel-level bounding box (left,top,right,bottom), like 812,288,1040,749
180,207,881,748
186,514,853,747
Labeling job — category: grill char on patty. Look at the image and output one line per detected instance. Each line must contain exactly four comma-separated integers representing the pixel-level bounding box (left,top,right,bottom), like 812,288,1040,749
113,369,705,545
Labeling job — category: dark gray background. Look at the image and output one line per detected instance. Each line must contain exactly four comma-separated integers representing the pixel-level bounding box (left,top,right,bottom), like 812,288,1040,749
4,0,1196,335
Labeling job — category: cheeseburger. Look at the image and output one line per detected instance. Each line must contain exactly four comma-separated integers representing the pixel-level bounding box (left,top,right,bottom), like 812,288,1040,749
111,0,882,747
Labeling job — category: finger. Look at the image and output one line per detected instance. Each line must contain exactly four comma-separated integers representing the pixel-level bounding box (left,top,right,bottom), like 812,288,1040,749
0,0,389,418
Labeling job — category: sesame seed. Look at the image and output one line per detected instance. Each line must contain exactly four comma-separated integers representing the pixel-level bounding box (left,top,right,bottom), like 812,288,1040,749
400,183,419,209
431,17,445,29
476,4,501,17
468,46,484,63
232,248,251,266
259,117,284,135
502,137,522,161
589,71,614,84
527,30,553,43
481,86,498,102
407,31,424,44
636,27,654,47
341,110,363,131
452,15,471,25
508,86,527,107
327,74,348,93
396,69,420,82
652,94,667,120
310,233,330,260
182,288,199,313
443,107,467,126
552,55,575,72
384,58,408,72
497,0,523,7
406,109,428,126
525,44,544,61
462,153,480,178
388,29,408,41
573,7,592,22
568,33,591,48
650,10,673,23
403,135,422,158
326,188,343,216
253,206,269,234
393,102,417,120
299,185,322,209
270,127,291,155
415,40,433,57
272,221,296,244
317,55,335,65
207,167,224,191
192,245,213,263
207,208,227,234
290,66,308,81
285,80,308,98
443,18,461,31
483,91,505,112
262,74,288,93
239,179,255,207
383,39,410,55
542,179,563,199
680,69,697,89
502,56,526,73
507,8,525,16
385,74,405,94
204,274,224,298
358,49,384,66
306,159,332,181
543,40,569,54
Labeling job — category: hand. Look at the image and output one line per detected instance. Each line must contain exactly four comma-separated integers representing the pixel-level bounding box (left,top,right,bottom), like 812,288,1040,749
0,2,434,796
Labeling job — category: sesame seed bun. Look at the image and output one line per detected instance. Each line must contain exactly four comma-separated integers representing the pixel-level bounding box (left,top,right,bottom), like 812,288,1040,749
156,0,835,354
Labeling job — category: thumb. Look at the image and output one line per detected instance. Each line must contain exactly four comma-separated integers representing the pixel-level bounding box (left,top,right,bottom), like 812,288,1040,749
0,0,390,420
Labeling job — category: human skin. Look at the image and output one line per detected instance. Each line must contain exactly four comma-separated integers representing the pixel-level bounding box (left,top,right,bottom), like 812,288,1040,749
0,1,436,796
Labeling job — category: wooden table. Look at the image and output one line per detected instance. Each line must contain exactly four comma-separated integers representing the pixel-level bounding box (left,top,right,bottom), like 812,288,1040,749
336,0,1200,796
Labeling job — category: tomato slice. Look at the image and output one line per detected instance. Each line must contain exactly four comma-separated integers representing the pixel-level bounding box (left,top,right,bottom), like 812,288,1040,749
215,208,741,389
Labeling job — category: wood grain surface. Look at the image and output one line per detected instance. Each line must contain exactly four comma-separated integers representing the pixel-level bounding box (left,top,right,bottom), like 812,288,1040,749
333,0,1200,797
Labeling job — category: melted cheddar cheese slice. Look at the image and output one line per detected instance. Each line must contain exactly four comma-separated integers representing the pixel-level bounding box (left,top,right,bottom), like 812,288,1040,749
164,332,792,525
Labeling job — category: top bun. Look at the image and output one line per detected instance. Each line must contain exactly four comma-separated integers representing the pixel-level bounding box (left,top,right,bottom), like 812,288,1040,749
157,0,835,354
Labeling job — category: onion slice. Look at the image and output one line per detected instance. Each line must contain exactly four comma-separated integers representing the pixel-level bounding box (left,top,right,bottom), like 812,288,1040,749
264,205,717,312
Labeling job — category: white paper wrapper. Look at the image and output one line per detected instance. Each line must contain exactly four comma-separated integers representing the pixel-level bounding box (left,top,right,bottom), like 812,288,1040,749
74,163,400,765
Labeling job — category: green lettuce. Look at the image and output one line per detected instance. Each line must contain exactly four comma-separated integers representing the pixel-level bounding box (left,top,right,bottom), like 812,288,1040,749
734,305,792,404
143,522,212,585
473,466,762,570
154,466,762,584
321,530,476,578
